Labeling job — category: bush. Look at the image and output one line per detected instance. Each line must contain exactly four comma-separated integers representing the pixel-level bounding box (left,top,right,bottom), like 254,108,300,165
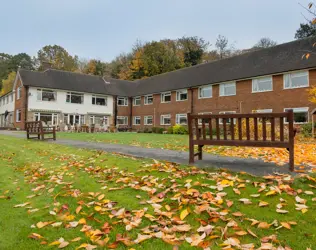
157,128,165,134
172,125,188,134
151,127,165,134
167,126,174,134
151,127,158,133
301,123,316,137
143,128,152,133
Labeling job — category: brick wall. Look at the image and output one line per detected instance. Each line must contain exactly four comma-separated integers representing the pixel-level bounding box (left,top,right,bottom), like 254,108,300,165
119,69,316,131
13,78,28,130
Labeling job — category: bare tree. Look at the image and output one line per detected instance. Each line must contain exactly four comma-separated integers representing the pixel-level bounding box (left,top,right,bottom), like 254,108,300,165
215,35,229,59
253,37,277,49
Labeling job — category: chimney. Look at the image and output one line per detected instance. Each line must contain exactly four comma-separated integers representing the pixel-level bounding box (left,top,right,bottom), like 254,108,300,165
41,61,53,71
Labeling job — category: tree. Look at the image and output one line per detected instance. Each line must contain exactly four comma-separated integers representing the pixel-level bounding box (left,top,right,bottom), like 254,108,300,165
177,36,209,66
253,37,277,49
215,35,235,59
84,59,107,76
9,53,35,71
295,22,316,39
0,71,16,96
37,45,78,71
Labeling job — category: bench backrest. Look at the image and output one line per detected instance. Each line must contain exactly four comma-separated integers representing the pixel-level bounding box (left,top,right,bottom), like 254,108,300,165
188,110,295,148
26,121,43,133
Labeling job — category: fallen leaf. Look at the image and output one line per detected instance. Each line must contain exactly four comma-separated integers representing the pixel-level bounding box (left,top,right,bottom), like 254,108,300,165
180,208,189,220
58,241,69,248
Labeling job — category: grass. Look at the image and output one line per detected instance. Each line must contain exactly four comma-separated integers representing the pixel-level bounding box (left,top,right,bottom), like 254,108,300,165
0,135,315,249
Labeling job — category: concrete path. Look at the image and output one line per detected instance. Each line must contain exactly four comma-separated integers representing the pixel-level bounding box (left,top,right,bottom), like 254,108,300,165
0,130,296,176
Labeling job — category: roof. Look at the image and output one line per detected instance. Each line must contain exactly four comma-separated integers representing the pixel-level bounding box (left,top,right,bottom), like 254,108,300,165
19,69,136,96
17,36,316,97
133,36,316,95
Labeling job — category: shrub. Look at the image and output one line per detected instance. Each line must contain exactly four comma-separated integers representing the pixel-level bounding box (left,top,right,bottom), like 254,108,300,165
143,128,151,133
301,123,316,137
167,126,174,134
157,128,165,134
151,127,158,133
172,125,188,134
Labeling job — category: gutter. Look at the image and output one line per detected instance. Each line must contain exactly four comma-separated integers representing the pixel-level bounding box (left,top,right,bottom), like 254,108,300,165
24,86,29,130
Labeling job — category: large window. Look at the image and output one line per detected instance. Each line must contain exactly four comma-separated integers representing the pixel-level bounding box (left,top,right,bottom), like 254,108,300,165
198,112,212,125
219,82,236,96
176,114,187,125
144,116,153,125
284,107,309,123
63,114,85,125
133,116,141,125
34,113,58,126
252,76,273,93
161,92,171,103
117,97,128,106
92,95,107,106
66,92,84,104
219,111,236,124
160,114,171,125
133,96,141,106
284,71,309,89
89,116,108,125
17,87,21,100
37,89,57,101
176,89,188,101
144,95,153,105
198,85,212,98
117,116,128,125
16,110,21,122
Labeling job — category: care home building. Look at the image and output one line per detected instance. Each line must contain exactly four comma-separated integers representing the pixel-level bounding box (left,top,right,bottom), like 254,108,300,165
1,36,316,130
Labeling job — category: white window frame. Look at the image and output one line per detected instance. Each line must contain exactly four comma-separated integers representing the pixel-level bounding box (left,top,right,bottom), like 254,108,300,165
198,112,212,125
160,114,171,125
175,114,188,125
133,116,141,125
161,92,171,103
176,89,188,101
219,82,236,97
283,71,309,89
252,76,273,93
252,109,273,113
284,107,309,124
16,109,21,122
17,87,21,100
219,111,236,124
117,97,128,106
37,88,57,102
92,95,107,106
144,95,153,105
144,115,153,125
198,85,212,99
133,96,141,106
66,92,84,104
117,116,128,125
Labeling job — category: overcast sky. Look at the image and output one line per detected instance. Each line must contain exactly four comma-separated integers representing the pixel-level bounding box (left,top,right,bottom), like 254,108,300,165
0,0,312,61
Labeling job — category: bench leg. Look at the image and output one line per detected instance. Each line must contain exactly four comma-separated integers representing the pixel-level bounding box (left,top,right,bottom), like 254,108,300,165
27,132,30,139
38,134,40,140
53,132,56,141
41,133,44,140
189,142,194,164
198,145,203,160
289,145,294,172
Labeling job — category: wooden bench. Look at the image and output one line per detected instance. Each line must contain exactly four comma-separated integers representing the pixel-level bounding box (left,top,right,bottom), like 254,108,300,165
188,110,295,171
26,121,56,141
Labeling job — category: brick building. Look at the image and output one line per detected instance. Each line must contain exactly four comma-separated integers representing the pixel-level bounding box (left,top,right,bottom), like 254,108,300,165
0,37,316,130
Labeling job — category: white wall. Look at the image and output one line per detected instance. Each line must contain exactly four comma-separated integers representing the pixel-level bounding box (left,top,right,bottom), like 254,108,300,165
0,92,15,114
28,87,114,115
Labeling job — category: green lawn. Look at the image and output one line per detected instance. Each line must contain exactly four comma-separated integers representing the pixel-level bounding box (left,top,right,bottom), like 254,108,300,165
58,132,190,151
0,135,315,249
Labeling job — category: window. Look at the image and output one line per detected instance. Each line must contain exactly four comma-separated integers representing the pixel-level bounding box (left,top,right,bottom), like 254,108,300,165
10,94,13,102
160,114,171,125
176,114,187,125
198,112,212,125
284,71,309,89
144,116,153,125
34,113,58,126
16,110,21,122
219,111,236,124
144,95,153,105
37,89,57,101
219,82,236,96
117,97,128,106
66,92,84,104
133,116,141,125
176,89,188,101
92,95,107,106
252,76,273,93
284,107,309,123
133,96,141,106
17,87,21,100
199,85,212,98
252,109,273,113
161,92,171,103
117,116,128,125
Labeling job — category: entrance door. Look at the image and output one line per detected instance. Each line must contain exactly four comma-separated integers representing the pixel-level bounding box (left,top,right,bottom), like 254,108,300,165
69,115,74,125
75,115,80,125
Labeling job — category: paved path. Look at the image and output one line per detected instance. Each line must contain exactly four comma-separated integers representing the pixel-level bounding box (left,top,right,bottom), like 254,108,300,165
0,130,296,176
